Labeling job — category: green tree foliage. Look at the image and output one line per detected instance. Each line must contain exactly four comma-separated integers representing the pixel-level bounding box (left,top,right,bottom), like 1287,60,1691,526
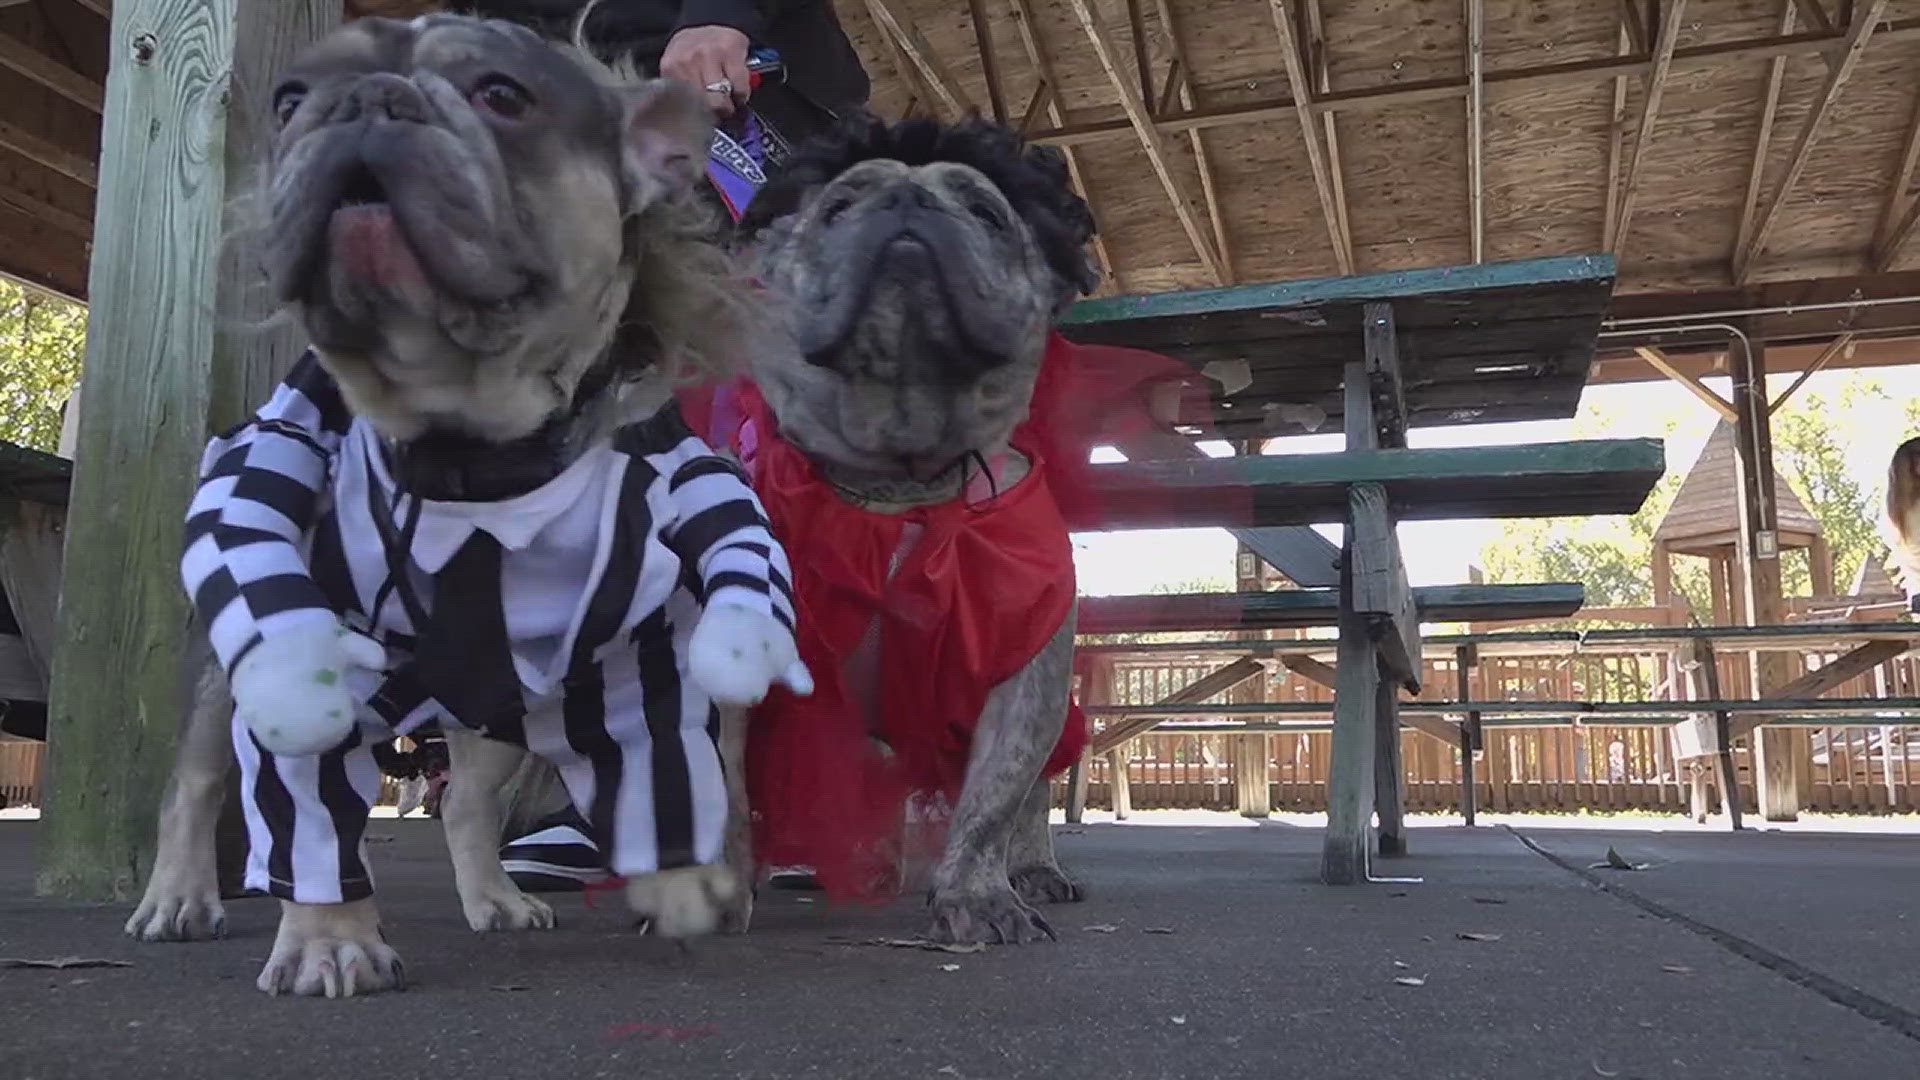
1772,379,1881,595
0,279,86,453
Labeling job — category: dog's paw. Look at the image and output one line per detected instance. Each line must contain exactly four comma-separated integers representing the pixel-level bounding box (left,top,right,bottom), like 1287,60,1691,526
257,898,405,998
717,884,754,935
626,864,739,938
125,879,227,943
926,885,1056,946
460,883,555,933
1010,864,1085,906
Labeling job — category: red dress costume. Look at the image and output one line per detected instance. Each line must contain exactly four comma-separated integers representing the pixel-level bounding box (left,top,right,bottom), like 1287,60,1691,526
680,334,1203,899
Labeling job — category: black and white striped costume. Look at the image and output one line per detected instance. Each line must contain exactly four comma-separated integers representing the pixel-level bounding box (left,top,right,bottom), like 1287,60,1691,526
181,352,794,904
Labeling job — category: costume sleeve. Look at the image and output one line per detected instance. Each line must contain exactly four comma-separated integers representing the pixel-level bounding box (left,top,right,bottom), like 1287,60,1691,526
631,404,796,634
673,0,769,42
180,351,353,676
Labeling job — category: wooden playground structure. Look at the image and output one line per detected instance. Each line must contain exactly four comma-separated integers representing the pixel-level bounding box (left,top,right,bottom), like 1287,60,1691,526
2,1,1920,896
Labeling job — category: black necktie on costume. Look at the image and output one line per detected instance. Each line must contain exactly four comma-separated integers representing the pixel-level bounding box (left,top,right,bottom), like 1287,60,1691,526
412,529,524,736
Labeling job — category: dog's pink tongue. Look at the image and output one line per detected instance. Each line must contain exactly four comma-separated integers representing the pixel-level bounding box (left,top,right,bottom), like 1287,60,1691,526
329,204,426,292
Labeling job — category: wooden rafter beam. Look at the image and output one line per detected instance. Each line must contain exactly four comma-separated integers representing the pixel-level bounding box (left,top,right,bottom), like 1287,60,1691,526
863,0,974,120
1267,0,1352,274
1768,333,1852,413
1303,0,1352,273
1617,0,1649,53
1009,0,1116,290
1612,0,1688,258
1155,0,1233,283
69,0,109,17
1125,0,1153,116
1601,24,1631,251
964,0,1006,124
1466,0,1485,263
1879,193,1920,271
1794,0,1835,34
0,118,96,187
1735,1,1798,268
0,32,104,112
1026,21,1920,148
1734,0,1892,283
1873,81,1920,263
0,187,91,237
1635,346,1738,421
1067,0,1225,284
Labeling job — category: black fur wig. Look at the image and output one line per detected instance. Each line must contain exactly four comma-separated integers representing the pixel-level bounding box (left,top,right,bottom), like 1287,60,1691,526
738,113,1101,297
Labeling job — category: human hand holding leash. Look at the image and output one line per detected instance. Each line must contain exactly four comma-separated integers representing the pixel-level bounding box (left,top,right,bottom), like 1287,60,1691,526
661,24,751,118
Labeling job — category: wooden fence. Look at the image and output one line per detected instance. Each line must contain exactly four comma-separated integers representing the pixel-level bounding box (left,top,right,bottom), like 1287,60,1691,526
1,739,43,807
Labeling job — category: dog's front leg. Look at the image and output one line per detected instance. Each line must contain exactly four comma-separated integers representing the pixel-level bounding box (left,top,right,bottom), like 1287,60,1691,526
441,729,555,932
926,605,1076,945
1007,775,1084,905
126,649,233,942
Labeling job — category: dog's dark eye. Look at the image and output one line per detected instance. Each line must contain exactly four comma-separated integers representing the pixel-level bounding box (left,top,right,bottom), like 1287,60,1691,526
273,82,307,126
821,196,854,224
966,200,1004,229
471,75,533,119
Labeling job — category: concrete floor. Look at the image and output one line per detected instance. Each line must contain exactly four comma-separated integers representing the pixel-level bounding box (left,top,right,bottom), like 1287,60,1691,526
3,816,1918,1079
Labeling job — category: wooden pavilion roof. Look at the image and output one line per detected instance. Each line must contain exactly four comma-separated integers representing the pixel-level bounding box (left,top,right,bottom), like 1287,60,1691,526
1653,419,1823,551
6,1,1920,379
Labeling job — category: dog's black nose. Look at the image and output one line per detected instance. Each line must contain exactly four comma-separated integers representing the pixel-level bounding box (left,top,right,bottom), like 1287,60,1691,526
332,72,429,124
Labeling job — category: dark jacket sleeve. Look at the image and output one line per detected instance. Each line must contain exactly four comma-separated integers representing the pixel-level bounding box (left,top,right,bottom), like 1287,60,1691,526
673,0,769,39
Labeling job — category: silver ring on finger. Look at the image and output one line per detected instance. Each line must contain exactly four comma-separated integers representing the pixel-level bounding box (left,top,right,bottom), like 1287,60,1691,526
704,79,734,95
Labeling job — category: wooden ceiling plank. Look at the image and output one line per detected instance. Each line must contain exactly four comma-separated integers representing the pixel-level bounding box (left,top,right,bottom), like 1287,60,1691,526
1635,346,1739,421
1125,0,1153,114
1735,0,1892,283
1617,0,1650,53
964,0,1006,124
0,31,103,112
1466,0,1484,264
1266,0,1352,274
1008,0,1116,290
1612,0,1688,259
1734,2,1798,270
1067,0,1225,284
1794,0,1835,34
1027,21,1920,148
863,0,974,120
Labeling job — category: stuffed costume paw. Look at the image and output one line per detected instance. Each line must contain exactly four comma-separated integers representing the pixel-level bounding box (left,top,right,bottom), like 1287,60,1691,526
232,621,388,756
687,600,812,706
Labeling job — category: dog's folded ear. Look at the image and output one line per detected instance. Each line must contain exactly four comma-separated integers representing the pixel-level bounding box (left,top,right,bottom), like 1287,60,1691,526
615,79,713,211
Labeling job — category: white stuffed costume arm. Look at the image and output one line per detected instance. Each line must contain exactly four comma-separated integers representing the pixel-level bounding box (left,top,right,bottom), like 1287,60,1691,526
634,403,809,705
180,350,383,756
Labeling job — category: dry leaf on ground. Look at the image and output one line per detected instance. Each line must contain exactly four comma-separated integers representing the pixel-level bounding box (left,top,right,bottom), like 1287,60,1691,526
1456,932,1503,942
1393,976,1427,987
1,957,132,970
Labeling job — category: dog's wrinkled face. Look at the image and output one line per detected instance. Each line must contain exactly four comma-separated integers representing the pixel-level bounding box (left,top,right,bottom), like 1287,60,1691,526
264,15,711,443
744,120,1096,485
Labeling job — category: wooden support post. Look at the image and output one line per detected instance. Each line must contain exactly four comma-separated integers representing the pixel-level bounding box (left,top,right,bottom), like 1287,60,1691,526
1456,644,1480,826
1689,637,1744,831
1234,734,1271,818
1107,747,1132,820
1065,755,1090,824
1728,327,1803,822
38,0,335,899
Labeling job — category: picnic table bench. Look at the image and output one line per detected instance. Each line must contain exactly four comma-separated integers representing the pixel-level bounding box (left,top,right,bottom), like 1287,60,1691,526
1058,254,1666,884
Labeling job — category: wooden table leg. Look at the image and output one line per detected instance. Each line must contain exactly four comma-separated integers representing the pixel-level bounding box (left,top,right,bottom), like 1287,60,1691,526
1374,671,1406,856
1321,552,1378,885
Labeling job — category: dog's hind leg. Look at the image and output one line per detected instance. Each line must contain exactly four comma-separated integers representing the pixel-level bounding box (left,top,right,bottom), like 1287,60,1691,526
925,605,1076,946
442,729,555,932
717,703,755,933
1006,775,1084,905
126,647,233,942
